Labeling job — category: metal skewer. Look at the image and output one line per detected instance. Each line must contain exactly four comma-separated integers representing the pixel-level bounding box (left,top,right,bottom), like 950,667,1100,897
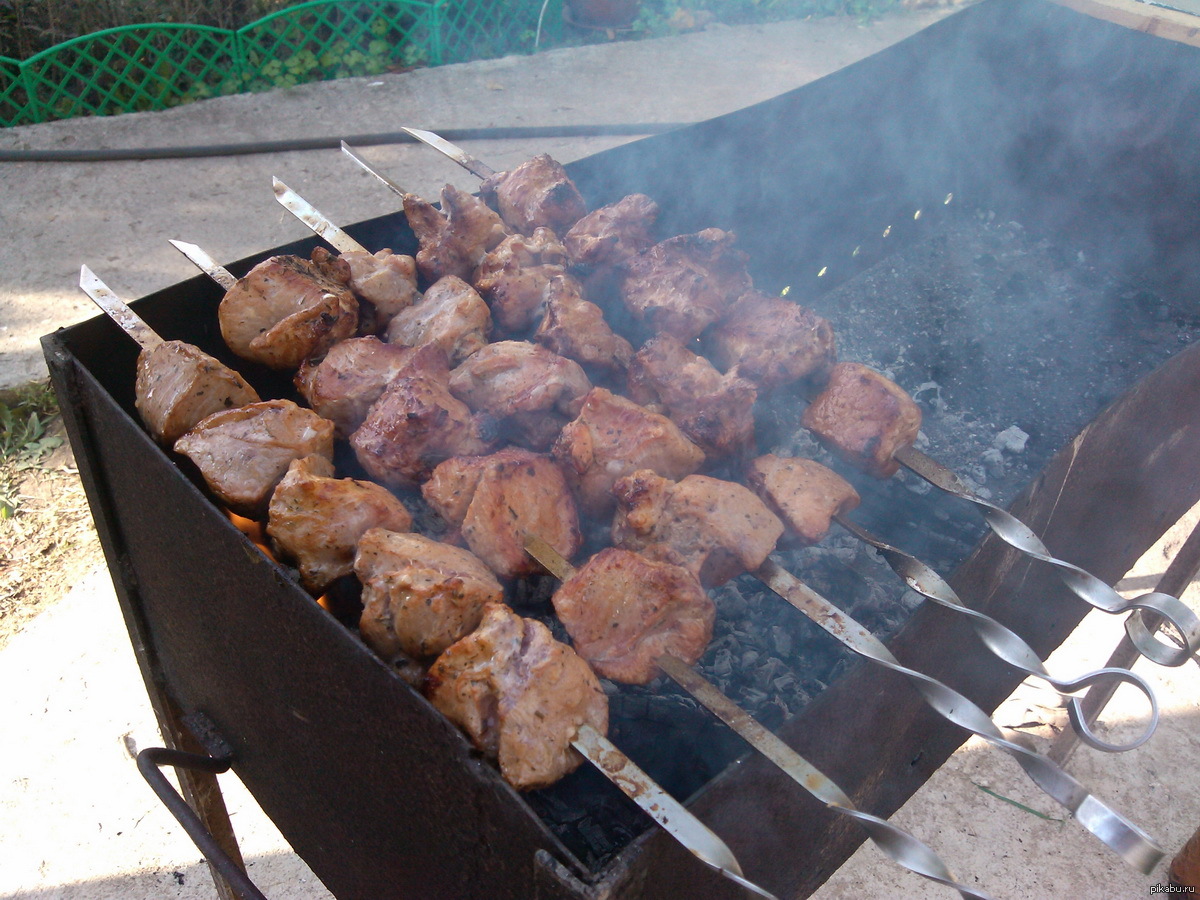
895,445,1200,668
78,265,163,351
401,126,497,179
756,557,1164,873
272,178,368,255
169,239,239,291
340,141,411,199
833,512,1160,753
525,536,994,900
570,724,779,900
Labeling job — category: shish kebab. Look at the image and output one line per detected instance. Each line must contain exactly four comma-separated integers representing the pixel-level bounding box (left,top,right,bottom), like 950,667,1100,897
338,140,1158,745
343,140,1166,871
77,267,780,900
273,179,997,900
398,126,1200,670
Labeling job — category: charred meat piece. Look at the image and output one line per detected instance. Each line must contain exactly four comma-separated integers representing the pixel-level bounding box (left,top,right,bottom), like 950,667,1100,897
626,335,757,458
267,456,413,592
350,356,494,487
551,388,705,514
709,290,837,390
356,528,503,661
218,252,358,370
801,362,922,479
611,470,784,587
135,340,260,445
619,228,752,341
551,547,714,685
423,448,581,580
563,193,659,270
404,184,509,284
473,228,567,335
385,275,491,366
479,154,588,237
174,399,334,517
330,246,419,326
294,336,419,438
426,601,608,791
534,273,634,379
448,341,591,451
745,454,861,546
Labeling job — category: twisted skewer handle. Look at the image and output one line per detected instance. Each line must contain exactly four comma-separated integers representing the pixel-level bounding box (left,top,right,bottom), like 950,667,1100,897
896,446,1200,667
835,514,1160,752
757,559,1164,873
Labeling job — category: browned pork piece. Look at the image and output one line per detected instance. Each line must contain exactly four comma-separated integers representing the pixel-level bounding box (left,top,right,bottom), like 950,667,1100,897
533,273,634,378
551,547,714,685
563,193,659,270
479,154,588,237
619,228,752,341
384,275,491,366
134,340,260,445
551,387,705,514
611,470,784,587
266,456,413,592
745,454,861,545
325,246,419,326
356,528,504,661
473,228,567,335
422,448,581,579
709,290,837,390
801,361,922,479
173,399,334,517
404,184,509,283
294,336,419,437
426,601,608,791
448,341,591,450
625,335,757,458
218,252,358,370
350,352,495,487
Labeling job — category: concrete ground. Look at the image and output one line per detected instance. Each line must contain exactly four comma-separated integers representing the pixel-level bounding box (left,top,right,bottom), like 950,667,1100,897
2,4,1199,899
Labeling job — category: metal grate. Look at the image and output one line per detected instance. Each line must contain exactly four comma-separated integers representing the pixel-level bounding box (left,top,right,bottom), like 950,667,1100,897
0,0,557,127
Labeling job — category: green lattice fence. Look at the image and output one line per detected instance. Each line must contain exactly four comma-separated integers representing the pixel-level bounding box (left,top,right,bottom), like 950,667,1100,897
0,0,562,127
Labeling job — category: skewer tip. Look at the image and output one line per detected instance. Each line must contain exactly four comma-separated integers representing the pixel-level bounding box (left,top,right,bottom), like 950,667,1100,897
271,176,286,195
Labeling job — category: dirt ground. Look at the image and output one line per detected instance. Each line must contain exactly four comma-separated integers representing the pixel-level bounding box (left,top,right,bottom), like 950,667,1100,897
0,419,103,649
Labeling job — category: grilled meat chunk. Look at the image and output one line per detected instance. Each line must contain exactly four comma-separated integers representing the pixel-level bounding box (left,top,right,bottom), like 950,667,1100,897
356,529,503,661
173,399,334,517
404,184,509,283
619,228,752,341
801,362,922,479
332,246,419,325
534,273,634,379
267,456,413,592
448,341,591,450
551,388,705,514
709,290,837,390
745,454,860,545
423,448,581,580
479,154,588,236
612,470,784,587
426,602,608,791
294,336,418,437
626,335,757,458
134,340,260,445
385,275,491,366
551,547,714,685
218,252,358,370
563,193,659,270
473,228,567,335
350,355,494,487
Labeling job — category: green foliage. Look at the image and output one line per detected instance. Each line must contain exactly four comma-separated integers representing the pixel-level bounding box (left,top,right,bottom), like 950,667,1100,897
0,381,63,519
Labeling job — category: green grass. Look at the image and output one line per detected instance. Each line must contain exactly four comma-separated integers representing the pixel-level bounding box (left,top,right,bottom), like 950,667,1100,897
0,381,64,519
